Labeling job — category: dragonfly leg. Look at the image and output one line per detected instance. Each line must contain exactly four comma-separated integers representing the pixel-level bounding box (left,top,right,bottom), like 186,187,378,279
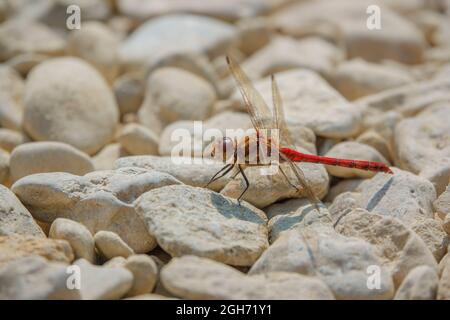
205,164,234,188
237,165,250,205
279,166,301,193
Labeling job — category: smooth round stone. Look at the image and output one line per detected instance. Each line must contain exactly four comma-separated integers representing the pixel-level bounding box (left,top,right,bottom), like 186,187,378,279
10,141,94,182
147,67,216,123
49,218,96,263
94,230,134,260
67,22,120,84
23,57,119,155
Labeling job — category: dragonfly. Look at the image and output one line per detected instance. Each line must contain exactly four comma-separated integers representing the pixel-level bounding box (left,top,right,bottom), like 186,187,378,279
205,56,393,208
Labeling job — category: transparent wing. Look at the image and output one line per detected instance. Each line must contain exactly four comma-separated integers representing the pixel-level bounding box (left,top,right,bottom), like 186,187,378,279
227,56,274,131
271,74,295,147
279,151,321,210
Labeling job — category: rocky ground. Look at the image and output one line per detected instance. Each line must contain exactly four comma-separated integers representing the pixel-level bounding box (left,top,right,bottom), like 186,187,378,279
0,0,450,300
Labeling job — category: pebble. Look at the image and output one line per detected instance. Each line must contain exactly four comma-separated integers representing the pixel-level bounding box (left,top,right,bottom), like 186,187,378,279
117,123,159,156
115,155,230,192
94,231,134,260
161,255,335,299
135,185,269,266
250,225,394,300
0,20,65,60
0,256,81,300
335,209,438,286
394,102,450,178
355,168,436,226
106,254,159,297
67,22,120,84
220,160,329,208
119,14,237,70
74,259,133,300
355,76,450,116
49,218,96,263
92,143,128,171
0,184,44,237
1,0,449,301
330,59,413,100
0,149,9,184
242,36,343,79
146,67,216,124
394,266,439,300
10,142,94,182
272,0,425,64
434,185,450,221
356,130,393,163
324,141,390,178
0,235,74,268
116,0,284,22
0,128,27,152
113,73,145,116
437,253,450,299
325,179,364,203
23,57,119,155
0,65,24,103
239,69,361,138
12,167,182,252
411,218,450,261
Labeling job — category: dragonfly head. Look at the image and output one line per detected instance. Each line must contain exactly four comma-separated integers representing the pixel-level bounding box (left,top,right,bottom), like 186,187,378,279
205,137,236,163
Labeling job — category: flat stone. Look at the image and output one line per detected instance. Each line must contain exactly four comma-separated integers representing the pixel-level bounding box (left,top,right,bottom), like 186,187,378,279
330,59,413,100
161,255,335,299
355,77,450,117
115,155,229,192
220,160,329,208
10,141,94,182
355,168,436,226
135,185,268,266
119,14,237,70
242,36,343,79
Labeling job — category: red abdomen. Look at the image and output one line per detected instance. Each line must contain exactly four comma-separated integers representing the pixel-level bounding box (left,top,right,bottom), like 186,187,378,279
280,147,393,174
